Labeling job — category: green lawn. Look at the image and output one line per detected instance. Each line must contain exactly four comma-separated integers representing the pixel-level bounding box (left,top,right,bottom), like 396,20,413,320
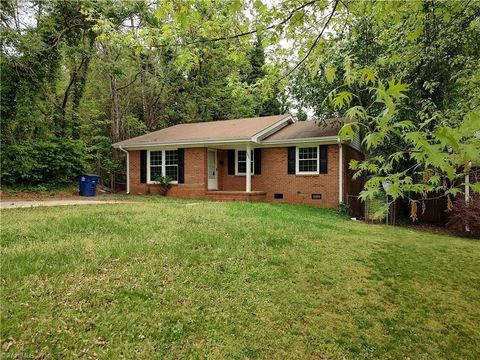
1,199,479,359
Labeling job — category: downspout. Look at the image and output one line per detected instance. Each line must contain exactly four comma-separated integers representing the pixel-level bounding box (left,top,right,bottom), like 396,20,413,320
118,146,130,194
338,139,343,205
246,144,252,193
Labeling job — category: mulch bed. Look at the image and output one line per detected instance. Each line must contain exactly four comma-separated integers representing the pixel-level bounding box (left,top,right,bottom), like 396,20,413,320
403,223,480,239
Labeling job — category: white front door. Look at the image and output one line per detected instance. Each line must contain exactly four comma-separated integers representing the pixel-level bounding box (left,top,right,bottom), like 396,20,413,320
207,149,218,190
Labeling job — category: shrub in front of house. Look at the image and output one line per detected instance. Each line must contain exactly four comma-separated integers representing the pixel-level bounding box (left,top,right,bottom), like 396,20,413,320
152,175,172,196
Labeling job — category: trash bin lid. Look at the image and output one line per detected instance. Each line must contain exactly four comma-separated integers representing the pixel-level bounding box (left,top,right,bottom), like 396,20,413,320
79,174,100,182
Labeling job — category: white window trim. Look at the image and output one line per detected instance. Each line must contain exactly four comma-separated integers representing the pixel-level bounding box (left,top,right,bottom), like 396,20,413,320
296,146,319,175
235,149,255,176
147,149,179,184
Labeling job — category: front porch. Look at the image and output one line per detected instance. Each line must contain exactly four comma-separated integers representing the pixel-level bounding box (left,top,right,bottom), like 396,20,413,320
204,190,267,202
207,146,256,193
205,146,266,201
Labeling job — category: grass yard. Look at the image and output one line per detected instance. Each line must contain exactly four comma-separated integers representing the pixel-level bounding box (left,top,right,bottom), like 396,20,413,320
1,198,479,359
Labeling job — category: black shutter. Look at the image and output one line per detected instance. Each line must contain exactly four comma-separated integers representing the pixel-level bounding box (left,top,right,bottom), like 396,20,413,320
227,150,235,175
254,148,261,175
140,150,147,183
319,145,328,174
288,147,296,174
177,148,185,183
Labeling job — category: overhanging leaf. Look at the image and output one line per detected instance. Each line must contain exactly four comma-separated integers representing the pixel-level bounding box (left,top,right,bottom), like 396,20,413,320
345,106,367,120
470,182,480,193
386,79,410,99
339,123,357,140
333,91,353,109
325,66,336,83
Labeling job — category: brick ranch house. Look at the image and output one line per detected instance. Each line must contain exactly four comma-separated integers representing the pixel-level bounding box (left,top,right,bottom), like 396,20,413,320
113,114,363,207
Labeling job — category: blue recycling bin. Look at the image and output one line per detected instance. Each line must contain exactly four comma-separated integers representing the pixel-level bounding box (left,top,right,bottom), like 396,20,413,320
79,174,100,197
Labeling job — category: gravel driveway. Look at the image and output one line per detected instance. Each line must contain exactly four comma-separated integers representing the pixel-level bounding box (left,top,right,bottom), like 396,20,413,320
0,199,129,209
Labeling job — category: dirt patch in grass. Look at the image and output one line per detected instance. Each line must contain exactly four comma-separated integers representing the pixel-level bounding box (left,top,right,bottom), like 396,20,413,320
402,223,458,236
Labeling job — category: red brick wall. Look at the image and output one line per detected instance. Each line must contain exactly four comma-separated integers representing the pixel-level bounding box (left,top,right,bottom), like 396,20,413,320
218,146,340,207
129,148,207,197
128,145,355,208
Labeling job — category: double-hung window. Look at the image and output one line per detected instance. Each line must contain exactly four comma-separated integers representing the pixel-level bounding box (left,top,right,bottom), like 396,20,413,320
164,150,178,181
149,151,163,182
296,147,319,174
236,150,254,175
148,150,178,183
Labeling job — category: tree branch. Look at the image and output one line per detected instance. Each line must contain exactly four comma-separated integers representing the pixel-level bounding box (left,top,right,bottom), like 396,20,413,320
184,0,321,45
279,0,340,82
117,72,141,91
62,56,87,111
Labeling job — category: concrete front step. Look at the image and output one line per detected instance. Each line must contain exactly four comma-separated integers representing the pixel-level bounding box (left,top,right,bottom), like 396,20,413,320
204,190,267,201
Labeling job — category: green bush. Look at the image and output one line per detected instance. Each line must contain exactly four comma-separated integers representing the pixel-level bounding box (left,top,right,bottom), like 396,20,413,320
1,137,88,186
152,175,173,196
337,202,350,216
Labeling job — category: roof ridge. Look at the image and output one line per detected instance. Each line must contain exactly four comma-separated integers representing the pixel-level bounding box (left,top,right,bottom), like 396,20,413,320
174,114,289,126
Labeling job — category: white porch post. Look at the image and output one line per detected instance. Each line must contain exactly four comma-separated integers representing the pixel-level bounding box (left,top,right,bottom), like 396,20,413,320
246,144,252,193
126,150,130,194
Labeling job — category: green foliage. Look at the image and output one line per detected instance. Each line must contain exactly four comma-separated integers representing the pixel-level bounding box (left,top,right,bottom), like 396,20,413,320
336,65,480,214
337,202,350,216
2,0,478,196
291,1,479,131
152,175,173,196
1,0,284,188
124,115,147,138
332,91,353,109
1,137,88,186
296,108,308,121
152,175,172,186
245,36,266,85
286,0,479,218
325,66,336,83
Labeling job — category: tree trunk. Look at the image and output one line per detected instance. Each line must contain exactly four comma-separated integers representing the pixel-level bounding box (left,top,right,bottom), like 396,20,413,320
140,61,150,126
71,35,94,139
110,75,121,143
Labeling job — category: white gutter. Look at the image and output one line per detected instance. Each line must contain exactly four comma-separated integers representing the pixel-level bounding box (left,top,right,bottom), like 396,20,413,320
338,140,343,204
246,144,252,192
465,161,471,232
116,138,341,151
113,137,253,149
261,136,341,146
118,146,130,194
